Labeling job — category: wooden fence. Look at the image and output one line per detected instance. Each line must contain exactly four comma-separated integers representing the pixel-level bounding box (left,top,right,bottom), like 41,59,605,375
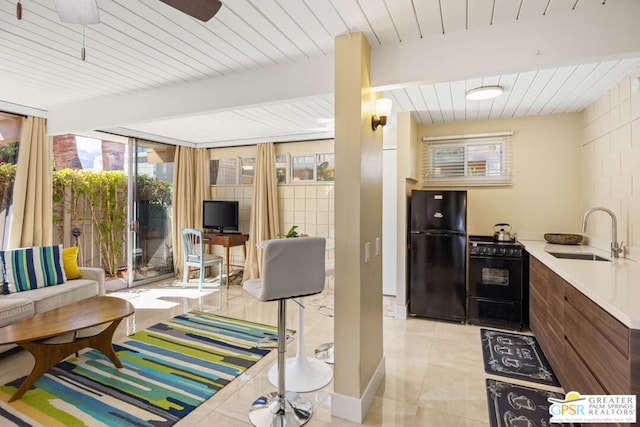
53,187,127,275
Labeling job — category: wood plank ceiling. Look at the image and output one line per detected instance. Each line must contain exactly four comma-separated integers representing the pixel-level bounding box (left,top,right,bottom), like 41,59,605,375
0,0,638,146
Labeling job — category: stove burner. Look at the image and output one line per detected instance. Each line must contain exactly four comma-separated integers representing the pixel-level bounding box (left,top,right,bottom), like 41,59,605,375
469,235,523,258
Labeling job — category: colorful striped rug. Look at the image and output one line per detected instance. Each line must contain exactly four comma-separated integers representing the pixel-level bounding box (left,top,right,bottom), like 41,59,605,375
0,312,280,426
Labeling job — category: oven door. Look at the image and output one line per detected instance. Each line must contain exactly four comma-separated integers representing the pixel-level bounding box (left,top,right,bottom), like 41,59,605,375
468,297,523,330
468,256,522,300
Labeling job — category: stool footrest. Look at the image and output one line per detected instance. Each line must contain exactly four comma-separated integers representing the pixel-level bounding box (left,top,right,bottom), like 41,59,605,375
318,305,334,318
257,334,293,349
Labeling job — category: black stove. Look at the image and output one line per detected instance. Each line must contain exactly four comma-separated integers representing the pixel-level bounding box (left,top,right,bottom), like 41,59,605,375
468,235,528,330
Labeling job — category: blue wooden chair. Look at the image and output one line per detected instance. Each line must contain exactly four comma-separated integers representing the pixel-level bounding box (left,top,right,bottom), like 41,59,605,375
181,228,223,291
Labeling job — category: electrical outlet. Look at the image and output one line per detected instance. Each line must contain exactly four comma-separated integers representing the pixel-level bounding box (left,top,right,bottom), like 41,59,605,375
365,242,370,263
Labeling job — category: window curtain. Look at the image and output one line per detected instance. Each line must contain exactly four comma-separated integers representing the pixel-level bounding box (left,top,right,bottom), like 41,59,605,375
8,116,52,248
243,142,280,280
171,146,209,275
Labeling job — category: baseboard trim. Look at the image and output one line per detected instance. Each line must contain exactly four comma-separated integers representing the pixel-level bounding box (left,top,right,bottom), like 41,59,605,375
331,356,385,423
394,304,407,319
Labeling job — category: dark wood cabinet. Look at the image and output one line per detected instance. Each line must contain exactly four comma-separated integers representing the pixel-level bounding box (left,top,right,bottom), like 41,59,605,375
529,255,639,427
529,256,567,385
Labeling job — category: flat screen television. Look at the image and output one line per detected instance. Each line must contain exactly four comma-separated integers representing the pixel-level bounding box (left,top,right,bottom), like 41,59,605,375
202,200,239,233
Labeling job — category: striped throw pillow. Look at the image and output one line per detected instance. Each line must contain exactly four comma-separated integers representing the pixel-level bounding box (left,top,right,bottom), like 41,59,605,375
1,245,67,294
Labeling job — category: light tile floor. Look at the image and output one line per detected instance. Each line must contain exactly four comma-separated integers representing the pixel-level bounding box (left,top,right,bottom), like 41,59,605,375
0,277,563,426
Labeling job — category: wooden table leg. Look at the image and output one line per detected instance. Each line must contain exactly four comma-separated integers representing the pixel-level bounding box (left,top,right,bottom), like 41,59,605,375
9,319,124,402
225,244,230,289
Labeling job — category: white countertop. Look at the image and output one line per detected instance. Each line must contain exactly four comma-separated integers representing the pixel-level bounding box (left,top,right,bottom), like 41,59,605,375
520,239,640,329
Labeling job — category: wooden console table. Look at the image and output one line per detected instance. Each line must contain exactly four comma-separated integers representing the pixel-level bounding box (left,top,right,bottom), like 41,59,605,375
203,233,249,288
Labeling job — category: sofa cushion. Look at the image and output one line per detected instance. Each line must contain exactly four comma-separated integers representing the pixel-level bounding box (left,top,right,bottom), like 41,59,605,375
3,279,99,314
62,246,82,280
0,298,34,328
1,245,66,294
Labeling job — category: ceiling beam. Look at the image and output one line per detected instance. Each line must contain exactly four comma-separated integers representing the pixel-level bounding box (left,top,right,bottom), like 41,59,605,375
47,54,335,135
370,0,640,90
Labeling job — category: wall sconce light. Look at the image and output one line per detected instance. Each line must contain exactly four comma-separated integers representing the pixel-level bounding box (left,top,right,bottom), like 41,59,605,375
465,85,504,101
372,98,392,131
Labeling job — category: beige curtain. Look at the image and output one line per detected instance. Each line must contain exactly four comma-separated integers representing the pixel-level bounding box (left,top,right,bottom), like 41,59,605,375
8,116,53,248
172,146,209,275
243,143,280,280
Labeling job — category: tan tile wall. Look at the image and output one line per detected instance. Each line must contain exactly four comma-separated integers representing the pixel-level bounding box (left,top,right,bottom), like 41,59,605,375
581,68,640,257
209,184,335,265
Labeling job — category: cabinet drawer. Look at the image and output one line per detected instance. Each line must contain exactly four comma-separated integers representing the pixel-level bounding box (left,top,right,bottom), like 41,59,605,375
565,301,629,394
529,259,548,296
563,336,607,394
529,309,542,337
564,283,629,358
529,281,546,326
545,325,566,385
547,274,564,324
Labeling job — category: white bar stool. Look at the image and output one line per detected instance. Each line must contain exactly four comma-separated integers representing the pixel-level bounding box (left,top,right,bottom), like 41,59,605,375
267,295,333,392
243,237,327,427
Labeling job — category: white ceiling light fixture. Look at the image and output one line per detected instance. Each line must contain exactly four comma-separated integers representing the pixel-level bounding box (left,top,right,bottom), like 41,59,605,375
51,0,101,61
465,85,504,101
53,0,100,24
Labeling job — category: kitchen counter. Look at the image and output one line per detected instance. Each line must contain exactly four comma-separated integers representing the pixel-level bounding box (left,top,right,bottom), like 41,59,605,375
520,239,640,329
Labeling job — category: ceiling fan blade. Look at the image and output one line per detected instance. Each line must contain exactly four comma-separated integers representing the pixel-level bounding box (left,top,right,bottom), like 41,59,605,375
53,0,100,24
158,0,222,22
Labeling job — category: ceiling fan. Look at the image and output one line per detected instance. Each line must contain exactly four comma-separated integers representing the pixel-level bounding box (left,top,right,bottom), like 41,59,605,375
158,0,222,22
16,0,222,23
15,0,222,60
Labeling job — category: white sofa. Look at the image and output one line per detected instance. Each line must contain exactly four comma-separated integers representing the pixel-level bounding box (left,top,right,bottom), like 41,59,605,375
0,266,106,352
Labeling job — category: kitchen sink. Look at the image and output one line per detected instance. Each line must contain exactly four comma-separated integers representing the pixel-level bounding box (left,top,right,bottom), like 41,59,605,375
547,251,610,261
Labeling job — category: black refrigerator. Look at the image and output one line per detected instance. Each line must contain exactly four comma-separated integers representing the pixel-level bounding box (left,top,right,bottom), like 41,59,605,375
408,190,467,323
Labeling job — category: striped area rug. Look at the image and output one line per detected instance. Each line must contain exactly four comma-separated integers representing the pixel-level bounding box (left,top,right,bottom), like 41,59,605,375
0,312,280,426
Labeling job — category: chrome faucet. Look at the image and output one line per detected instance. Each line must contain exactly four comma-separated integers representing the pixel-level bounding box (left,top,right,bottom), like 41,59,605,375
581,207,623,258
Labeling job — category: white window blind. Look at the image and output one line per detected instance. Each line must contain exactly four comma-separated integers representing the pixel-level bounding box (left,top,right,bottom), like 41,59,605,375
421,132,513,187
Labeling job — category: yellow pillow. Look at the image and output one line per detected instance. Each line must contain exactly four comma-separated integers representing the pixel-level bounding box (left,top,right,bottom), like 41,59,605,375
62,246,82,280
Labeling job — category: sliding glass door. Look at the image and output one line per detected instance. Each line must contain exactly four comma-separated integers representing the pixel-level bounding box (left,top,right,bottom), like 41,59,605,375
128,139,175,286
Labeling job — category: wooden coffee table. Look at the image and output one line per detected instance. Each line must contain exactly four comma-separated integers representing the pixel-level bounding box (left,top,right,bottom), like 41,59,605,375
0,296,135,402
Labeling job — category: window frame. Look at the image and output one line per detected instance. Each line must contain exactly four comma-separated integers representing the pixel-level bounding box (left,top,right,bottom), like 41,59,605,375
290,153,317,183
290,152,335,184
422,133,512,187
275,153,287,185
209,158,238,185
239,157,255,184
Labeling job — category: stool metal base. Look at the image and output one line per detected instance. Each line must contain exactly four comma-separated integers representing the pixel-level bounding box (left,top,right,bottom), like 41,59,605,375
248,391,312,427
267,354,333,392
314,342,334,364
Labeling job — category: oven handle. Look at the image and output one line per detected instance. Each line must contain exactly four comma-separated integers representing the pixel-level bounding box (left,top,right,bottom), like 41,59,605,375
469,255,523,260
471,296,520,305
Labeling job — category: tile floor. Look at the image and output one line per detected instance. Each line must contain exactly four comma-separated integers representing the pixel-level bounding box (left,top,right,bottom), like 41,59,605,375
0,277,564,426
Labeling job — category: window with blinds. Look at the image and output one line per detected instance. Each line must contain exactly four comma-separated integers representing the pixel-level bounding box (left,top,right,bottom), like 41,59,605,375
421,132,513,186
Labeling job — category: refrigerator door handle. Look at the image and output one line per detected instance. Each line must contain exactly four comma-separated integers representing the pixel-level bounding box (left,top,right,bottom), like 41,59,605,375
418,231,465,238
